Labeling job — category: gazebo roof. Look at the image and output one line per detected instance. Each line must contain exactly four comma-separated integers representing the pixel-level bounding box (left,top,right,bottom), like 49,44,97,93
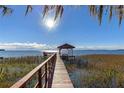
57,43,75,49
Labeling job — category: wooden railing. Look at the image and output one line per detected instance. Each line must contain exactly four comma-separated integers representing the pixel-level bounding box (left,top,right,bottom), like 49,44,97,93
10,53,56,88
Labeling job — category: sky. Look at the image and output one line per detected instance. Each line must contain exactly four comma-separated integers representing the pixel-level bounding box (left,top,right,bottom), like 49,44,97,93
0,5,124,50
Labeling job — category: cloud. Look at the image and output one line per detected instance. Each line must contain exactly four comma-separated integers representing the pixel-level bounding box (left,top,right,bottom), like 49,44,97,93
77,45,124,50
1,42,124,50
0,42,53,50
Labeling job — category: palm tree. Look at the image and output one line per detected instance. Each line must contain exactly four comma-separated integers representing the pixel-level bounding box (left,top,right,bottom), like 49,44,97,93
0,5,124,26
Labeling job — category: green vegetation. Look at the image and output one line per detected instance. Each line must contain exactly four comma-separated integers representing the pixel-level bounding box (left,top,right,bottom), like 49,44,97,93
0,56,47,88
65,54,124,88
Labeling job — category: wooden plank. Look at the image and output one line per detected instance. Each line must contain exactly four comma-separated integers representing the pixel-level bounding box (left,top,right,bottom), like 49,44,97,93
52,53,73,88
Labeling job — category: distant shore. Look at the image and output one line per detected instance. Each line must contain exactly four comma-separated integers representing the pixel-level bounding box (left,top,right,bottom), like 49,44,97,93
0,49,5,51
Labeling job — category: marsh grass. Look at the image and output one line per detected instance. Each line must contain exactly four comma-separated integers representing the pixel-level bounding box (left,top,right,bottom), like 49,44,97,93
0,56,47,88
65,54,124,88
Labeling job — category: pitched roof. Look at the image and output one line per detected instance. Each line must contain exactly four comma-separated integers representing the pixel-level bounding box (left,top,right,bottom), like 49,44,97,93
57,43,75,49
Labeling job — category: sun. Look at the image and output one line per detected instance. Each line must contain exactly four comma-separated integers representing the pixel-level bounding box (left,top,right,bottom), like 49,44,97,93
45,18,55,29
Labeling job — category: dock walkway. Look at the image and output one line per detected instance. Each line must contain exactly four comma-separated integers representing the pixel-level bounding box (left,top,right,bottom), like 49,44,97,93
52,53,73,88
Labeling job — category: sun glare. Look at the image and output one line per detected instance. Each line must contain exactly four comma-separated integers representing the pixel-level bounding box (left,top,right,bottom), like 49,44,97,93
45,18,55,29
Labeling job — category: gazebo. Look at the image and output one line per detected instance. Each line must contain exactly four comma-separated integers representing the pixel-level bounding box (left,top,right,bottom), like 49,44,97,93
57,43,75,61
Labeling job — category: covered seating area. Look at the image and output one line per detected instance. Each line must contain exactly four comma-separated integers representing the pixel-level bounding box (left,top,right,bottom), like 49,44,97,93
57,43,75,61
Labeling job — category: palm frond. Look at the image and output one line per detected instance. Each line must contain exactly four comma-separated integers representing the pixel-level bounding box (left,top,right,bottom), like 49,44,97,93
1,6,12,16
109,6,113,22
98,5,104,25
105,5,109,15
59,6,64,18
54,6,61,21
118,5,123,26
42,5,49,18
88,5,97,16
25,5,32,16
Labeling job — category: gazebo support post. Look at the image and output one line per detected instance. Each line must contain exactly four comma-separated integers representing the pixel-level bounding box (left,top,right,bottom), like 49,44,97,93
59,49,61,56
72,48,73,56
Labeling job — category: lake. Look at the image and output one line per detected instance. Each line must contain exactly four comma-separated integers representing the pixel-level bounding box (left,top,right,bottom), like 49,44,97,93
1,50,124,58
73,50,124,56
0,50,42,58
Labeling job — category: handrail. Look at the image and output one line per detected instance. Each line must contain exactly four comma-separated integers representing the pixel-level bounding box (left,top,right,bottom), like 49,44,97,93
10,53,56,88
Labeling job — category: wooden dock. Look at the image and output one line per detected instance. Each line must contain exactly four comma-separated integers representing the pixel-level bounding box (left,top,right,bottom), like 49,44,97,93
52,53,73,88
10,53,73,88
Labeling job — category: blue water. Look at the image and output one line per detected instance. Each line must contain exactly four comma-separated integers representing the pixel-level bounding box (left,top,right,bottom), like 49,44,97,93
0,50,42,58
1,50,124,58
73,50,124,56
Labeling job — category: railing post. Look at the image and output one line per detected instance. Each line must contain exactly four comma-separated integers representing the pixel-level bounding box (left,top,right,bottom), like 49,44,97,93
50,55,54,76
47,59,52,87
38,68,42,88
45,63,47,87
49,60,51,78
